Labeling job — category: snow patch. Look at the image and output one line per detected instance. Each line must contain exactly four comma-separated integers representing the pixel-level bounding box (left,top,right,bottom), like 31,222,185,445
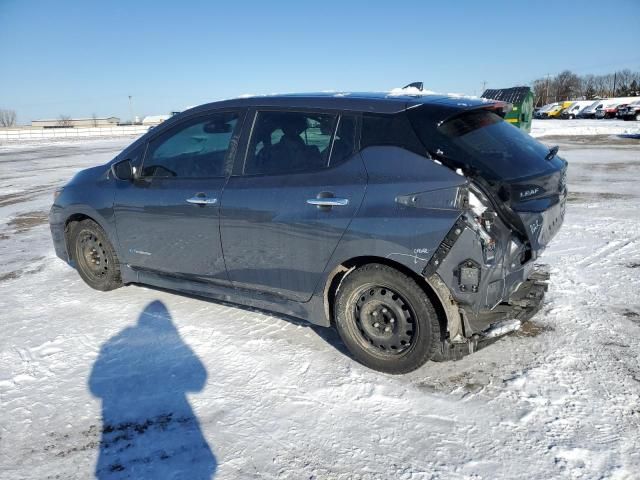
531,119,640,138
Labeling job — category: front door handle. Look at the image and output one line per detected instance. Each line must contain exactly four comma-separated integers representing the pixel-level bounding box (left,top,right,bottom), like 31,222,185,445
186,194,218,206
306,198,349,207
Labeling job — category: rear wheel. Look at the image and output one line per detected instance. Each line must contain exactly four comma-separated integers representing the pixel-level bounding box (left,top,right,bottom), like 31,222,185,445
334,264,441,374
636,113,640,122
70,219,122,291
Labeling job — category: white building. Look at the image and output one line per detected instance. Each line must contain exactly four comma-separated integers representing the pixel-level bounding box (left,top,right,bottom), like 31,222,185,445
31,117,120,128
142,115,171,126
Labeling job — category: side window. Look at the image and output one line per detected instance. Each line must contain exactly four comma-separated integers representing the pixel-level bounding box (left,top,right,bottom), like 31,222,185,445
244,111,337,175
361,113,424,156
329,115,357,165
141,112,239,178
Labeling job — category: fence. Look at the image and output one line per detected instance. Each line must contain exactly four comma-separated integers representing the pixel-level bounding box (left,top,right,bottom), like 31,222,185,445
0,125,151,142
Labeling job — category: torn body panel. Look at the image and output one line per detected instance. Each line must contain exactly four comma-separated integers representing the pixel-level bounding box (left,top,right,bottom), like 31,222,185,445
423,179,565,338
350,145,564,344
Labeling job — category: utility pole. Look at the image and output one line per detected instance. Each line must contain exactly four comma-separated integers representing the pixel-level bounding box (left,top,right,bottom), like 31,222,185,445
545,74,551,105
612,72,617,97
481,80,487,93
128,95,134,125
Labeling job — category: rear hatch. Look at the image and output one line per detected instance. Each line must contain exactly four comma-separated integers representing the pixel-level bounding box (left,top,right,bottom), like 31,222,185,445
408,105,567,256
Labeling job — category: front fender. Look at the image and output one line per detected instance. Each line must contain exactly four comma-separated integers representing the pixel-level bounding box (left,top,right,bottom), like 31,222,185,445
49,175,118,261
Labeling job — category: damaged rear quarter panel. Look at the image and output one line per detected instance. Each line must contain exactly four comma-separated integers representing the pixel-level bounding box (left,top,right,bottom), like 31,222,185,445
325,146,466,274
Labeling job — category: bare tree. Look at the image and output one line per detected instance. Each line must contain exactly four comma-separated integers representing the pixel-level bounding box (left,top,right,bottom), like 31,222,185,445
531,69,640,106
0,109,17,127
613,69,639,96
552,70,581,101
532,78,548,107
57,115,73,127
580,75,596,99
593,74,613,97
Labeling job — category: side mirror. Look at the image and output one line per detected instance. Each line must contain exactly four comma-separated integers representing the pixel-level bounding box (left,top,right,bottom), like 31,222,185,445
111,159,134,181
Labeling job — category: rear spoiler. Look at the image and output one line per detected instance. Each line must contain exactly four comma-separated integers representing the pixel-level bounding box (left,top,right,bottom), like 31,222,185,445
407,98,513,122
481,101,512,118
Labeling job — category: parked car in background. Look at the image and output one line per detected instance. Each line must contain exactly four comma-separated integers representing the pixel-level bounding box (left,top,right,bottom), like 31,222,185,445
548,101,574,119
561,100,597,119
597,103,626,119
534,102,560,119
49,92,567,374
540,102,564,119
578,101,604,119
617,100,640,121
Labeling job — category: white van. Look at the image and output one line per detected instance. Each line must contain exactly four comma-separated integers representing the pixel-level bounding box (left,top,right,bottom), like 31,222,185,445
578,101,603,119
561,100,597,119
581,97,640,119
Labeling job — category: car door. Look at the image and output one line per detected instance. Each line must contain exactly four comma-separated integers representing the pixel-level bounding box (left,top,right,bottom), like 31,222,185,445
113,110,244,283
220,110,366,301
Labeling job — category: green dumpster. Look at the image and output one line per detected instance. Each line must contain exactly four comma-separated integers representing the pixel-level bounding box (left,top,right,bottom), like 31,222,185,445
481,87,534,133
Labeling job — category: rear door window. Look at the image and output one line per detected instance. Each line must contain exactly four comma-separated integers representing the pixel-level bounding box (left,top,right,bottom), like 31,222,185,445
141,111,240,178
244,111,337,175
329,115,357,165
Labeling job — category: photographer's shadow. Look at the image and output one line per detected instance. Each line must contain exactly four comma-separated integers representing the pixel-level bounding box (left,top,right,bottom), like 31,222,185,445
89,300,216,479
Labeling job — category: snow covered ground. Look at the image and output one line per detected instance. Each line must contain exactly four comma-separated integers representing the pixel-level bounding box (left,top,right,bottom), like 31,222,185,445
531,118,640,138
1,135,639,479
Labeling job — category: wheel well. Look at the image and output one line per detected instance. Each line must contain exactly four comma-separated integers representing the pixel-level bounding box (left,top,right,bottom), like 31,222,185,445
324,256,448,339
63,213,96,260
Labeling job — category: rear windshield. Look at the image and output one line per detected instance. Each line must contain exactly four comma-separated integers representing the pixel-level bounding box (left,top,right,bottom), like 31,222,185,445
408,108,555,180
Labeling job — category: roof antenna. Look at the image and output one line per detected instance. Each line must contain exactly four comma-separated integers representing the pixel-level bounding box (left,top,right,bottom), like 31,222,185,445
403,82,423,91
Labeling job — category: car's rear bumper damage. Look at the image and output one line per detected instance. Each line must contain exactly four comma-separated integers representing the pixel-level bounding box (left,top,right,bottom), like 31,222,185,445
419,180,564,360
430,265,550,361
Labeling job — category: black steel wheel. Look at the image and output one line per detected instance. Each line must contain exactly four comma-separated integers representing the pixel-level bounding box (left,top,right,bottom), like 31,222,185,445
334,263,442,374
70,219,122,291
353,285,416,354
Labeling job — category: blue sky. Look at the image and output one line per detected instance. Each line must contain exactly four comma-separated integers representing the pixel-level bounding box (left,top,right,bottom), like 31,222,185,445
1,0,639,124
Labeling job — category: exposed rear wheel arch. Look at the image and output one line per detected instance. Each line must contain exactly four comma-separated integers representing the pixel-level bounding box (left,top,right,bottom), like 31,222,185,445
332,262,443,373
324,256,447,340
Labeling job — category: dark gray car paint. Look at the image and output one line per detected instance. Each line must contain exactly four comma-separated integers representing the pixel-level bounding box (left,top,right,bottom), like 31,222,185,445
49,92,563,336
113,176,229,282
220,153,368,302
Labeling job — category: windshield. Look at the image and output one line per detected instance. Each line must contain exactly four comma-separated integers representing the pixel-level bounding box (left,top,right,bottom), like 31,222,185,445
408,108,560,181
540,103,558,112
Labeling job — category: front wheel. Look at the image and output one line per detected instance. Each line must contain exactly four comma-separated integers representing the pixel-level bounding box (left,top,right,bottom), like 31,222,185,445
334,264,442,374
70,219,122,291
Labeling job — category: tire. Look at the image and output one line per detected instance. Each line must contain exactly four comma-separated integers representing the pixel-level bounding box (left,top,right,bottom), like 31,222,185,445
333,263,442,374
636,113,640,122
69,219,122,291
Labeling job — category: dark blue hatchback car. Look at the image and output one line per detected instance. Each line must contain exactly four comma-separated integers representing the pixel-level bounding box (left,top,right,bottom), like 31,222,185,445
50,92,567,373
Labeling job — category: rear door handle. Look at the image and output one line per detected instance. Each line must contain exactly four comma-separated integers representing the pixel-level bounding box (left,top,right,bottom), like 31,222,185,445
186,195,218,206
306,198,349,207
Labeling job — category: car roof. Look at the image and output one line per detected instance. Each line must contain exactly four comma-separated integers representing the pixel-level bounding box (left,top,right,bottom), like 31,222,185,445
183,91,500,116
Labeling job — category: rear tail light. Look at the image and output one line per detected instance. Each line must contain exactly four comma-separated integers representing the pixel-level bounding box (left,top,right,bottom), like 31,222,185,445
467,187,497,263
